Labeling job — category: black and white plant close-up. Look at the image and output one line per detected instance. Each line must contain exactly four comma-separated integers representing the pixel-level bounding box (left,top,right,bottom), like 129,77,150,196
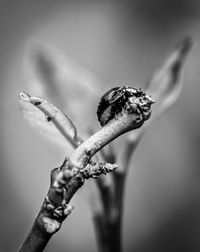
17,37,192,251
1,2,200,252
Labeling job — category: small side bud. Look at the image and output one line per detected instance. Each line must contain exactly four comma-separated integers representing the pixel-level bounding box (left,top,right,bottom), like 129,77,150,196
80,161,118,179
53,169,74,189
44,196,55,211
43,217,61,234
63,204,74,217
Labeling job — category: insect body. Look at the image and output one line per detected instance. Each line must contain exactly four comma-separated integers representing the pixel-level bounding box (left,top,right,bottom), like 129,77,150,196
97,86,143,126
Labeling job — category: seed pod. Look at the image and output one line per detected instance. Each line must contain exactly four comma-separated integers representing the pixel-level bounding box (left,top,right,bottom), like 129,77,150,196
97,86,154,126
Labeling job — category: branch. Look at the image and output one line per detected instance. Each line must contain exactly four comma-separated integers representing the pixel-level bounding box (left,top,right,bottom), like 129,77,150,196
19,88,153,252
19,160,117,252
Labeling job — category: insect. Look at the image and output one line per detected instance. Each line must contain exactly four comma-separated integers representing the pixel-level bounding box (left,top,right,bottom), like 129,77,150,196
97,86,145,126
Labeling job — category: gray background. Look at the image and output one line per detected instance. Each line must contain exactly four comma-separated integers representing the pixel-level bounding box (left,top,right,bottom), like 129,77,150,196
1,1,200,251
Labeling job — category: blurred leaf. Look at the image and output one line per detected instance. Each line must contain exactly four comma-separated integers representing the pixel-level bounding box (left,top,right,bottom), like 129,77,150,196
146,36,193,118
118,37,193,171
23,40,104,137
18,92,79,152
129,37,193,140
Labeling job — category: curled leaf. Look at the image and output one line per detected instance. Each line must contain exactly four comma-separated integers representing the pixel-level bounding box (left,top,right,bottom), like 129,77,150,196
18,92,79,151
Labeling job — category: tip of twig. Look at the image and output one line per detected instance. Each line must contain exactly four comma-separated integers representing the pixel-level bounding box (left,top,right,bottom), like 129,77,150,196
97,87,154,130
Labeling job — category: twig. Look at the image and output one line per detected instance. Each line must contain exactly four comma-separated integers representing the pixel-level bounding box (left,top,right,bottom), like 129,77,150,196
19,93,153,252
19,160,117,252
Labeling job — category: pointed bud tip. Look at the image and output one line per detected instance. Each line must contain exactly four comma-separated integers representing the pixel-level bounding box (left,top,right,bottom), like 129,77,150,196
113,164,119,169
106,163,118,170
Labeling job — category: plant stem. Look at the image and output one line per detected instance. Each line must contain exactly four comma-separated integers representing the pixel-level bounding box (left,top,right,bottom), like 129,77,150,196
19,88,153,251
19,213,51,251
18,115,141,252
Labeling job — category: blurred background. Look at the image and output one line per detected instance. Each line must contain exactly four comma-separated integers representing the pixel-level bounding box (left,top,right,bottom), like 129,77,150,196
1,0,200,251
